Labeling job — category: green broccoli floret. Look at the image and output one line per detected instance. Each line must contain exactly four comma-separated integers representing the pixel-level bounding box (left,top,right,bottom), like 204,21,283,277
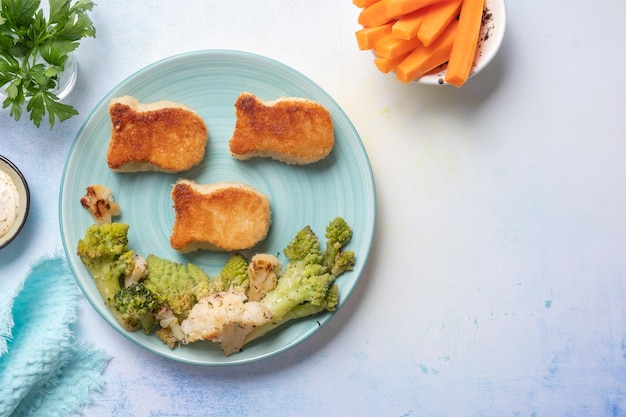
142,255,214,316
77,222,135,307
113,283,160,334
211,253,250,293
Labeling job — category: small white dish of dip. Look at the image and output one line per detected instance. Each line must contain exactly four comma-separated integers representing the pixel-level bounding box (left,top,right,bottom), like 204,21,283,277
0,156,30,249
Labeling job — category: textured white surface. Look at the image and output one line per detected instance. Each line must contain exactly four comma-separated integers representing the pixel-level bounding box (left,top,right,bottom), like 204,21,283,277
2,1,626,416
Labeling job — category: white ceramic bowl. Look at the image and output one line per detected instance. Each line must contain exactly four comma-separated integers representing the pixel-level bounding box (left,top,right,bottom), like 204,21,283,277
0,156,30,249
415,0,506,85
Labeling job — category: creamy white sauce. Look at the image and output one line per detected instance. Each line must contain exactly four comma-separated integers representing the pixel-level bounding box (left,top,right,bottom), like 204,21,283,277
0,169,19,237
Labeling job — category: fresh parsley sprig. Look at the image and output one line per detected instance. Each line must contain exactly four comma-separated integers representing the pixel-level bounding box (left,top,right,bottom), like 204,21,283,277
0,0,96,127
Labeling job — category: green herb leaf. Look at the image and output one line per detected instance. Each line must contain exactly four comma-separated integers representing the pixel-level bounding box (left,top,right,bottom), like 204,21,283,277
0,55,19,86
1,0,39,29
48,0,71,26
56,9,95,40
3,80,25,121
27,89,78,127
40,38,77,66
0,0,95,128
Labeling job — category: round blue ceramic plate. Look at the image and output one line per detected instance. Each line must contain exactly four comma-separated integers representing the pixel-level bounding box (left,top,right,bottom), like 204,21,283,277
60,50,376,365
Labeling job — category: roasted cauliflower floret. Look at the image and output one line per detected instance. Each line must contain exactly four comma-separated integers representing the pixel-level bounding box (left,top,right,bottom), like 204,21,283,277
247,253,281,302
80,184,120,224
124,254,148,288
155,306,186,349
180,289,272,356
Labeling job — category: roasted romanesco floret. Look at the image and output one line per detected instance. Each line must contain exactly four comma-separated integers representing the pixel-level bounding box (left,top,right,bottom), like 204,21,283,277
258,224,335,319
322,217,356,276
142,255,214,316
244,218,354,346
77,222,135,307
245,280,339,346
210,253,250,293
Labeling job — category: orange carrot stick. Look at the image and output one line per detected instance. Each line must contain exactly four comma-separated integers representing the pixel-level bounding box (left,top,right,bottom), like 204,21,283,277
385,0,449,21
396,19,459,83
374,52,411,73
444,0,485,87
374,32,422,60
359,0,446,27
358,0,392,27
391,6,431,40
355,22,394,50
417,0,462,46
353,0,381,8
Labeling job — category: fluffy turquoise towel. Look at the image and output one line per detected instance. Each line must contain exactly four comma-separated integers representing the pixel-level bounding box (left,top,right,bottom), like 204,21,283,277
0,253,110,417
